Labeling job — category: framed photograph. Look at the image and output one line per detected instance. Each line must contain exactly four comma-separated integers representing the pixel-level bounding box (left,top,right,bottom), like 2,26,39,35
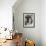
23,13,35,28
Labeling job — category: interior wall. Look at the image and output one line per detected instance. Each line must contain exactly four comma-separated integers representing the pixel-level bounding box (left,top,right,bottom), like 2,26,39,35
13,0,41,46
41,0,46,46
0,0,16,30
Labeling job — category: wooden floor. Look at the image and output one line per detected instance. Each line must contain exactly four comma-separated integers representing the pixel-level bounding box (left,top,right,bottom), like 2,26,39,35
0,39,16,46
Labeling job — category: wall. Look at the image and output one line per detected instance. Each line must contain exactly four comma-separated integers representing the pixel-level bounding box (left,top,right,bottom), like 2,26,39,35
41,0,46,46
0,0,16,30
13,0,41,46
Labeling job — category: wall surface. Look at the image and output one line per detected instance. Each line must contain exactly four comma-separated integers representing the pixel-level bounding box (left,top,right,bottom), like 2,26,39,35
13,0,42,46
41,0,46,46
0,0,16,29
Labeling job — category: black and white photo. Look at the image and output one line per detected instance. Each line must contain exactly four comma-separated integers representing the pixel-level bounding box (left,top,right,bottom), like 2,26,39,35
23,13,35,28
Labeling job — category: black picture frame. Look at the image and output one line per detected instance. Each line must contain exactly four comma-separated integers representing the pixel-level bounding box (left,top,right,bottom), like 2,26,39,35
23,13,35,28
